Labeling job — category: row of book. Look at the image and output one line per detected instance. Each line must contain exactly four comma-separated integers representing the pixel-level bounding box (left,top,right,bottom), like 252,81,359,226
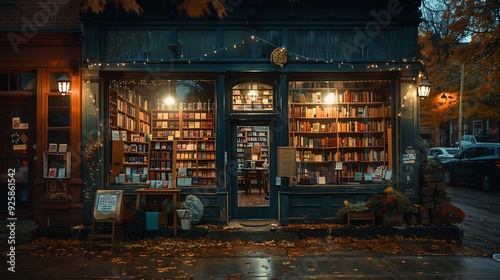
124,143,148,153
150,151,172,160
182,121,213,128
149,161,172,170
294,149,386,162
124,156,147,164
117,113,137,131
177,177,216,187
291,136,338,148
117,99,137,116
182,129,213,138
182,112,213,120
148,171,173,181
291,89,387,104
115,173,148,183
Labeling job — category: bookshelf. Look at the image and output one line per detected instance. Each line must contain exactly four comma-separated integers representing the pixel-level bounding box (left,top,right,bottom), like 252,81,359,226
232,82,274,111
288,80,392,184
43,152,71,179
109,84,151,141
109,140,149,184
148,140,174,188
150,102,216,188
236,127,269,166
174,139,216,187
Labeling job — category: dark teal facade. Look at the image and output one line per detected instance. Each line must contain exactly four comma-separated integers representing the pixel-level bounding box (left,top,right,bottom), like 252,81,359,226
81,0,425,225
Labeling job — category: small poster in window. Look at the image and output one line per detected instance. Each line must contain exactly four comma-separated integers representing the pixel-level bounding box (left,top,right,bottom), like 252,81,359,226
12,117,20,129
57,168,66,178
48,167,57,177
48,143,58,152
58,144,68,152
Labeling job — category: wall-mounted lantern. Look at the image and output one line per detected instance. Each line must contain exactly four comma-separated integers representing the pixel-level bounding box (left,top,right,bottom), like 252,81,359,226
417,77,431,98
57,73,71,95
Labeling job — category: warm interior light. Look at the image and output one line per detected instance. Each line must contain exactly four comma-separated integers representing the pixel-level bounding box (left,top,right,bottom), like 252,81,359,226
247,90,258,101
163,96,175,105
325,92,335,104
57,73,71,95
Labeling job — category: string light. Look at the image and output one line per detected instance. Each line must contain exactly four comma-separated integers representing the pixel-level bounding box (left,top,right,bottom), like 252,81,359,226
84,35,421,71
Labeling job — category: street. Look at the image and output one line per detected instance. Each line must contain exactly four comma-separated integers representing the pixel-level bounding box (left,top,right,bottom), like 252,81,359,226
446,185,500,248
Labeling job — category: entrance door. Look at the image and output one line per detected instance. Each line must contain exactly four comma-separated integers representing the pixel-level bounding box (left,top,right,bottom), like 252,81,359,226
0,98,36,219
229,120,275,219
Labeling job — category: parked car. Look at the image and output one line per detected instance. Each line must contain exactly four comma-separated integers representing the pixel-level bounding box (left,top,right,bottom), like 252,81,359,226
442,143,500,192
459,135,494,150
428,147,460,165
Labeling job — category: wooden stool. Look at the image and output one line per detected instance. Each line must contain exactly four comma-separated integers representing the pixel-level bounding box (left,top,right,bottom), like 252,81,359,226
89,218,120,249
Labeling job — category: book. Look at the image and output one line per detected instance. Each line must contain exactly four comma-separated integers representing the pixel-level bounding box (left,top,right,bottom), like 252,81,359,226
119,131,127,141
48,167,57,177
48,143,58,152
57,168,66,178
131,134,140,142
111,130,120,140
58,144,67,152
178,168,187,177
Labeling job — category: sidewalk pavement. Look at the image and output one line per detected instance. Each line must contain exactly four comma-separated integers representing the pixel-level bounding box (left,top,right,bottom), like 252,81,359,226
2,224,500,279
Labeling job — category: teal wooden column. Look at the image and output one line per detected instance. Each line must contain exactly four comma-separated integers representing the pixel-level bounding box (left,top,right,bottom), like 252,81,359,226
215,73,228,225
397,81,420,202
278,73,290,225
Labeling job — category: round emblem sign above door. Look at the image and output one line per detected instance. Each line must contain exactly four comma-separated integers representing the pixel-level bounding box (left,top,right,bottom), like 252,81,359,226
270,48,289,68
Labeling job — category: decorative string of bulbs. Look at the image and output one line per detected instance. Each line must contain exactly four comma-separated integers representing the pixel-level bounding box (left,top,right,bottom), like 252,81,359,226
85,35,421,71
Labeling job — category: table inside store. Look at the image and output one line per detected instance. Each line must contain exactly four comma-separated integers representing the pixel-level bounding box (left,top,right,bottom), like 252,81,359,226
134,188,181,236
238,167,269,195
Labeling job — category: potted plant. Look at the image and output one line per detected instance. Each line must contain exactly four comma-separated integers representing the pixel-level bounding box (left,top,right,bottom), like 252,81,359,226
436,202,465,225
366,187,411,226
336,200,374,227
176,194,204,230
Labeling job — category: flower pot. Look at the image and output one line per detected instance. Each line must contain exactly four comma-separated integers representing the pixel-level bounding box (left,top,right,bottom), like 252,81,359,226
176,209,191,230
180,218,191,230
347,210,374,227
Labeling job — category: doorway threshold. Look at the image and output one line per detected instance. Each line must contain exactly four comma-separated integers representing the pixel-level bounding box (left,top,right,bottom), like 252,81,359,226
227,219,278,229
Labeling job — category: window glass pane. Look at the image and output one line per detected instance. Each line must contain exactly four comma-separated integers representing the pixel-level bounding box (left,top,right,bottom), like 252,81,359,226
48,130,70,146
0,74,8,91
232,82,274,111
288,80,392,185
19,72,36,90
48,95,70,127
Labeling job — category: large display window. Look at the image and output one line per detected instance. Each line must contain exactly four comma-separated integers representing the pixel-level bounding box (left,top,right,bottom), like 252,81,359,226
288,80,393,185
107,79,216,188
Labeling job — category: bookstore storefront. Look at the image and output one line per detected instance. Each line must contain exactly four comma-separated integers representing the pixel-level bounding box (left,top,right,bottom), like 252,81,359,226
84,71,420,225
82,1,423,225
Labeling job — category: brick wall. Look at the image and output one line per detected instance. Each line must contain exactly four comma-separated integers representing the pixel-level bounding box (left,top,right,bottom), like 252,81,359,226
0,0,80,31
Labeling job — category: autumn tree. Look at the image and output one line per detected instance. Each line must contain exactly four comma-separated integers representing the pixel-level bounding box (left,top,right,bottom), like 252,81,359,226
419,0,500,130
76,0,230,18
